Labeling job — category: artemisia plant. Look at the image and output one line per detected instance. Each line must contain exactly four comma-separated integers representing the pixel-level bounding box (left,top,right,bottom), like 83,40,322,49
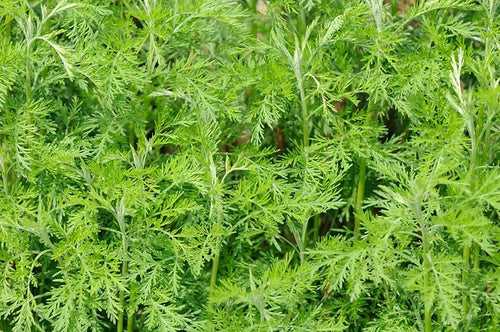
0,1,498,331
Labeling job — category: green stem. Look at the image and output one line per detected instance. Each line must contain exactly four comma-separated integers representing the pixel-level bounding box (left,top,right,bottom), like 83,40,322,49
298,9,307,36
390,0,398,15
417,199,432,332
25,41,32,102
117,207,129,332
489,301,498,332
4,17,12,38
295,14,310,259
0,318,9,331
207,150,223,294
117,260,128,332
301,97,309,149
413,196,433,332
354,159,366,240
299,219,308,264
473,245,480,272
296,17,309,260
209,247,221,292
313,214,321,241
294,48,308,150
126,282,135,332
423,229,432,332
1,162,9,195
127,310,134,332
462,242,471,316
292,9,308,150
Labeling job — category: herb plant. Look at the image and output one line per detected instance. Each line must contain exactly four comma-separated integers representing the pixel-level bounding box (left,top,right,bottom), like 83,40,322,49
0,0,498,331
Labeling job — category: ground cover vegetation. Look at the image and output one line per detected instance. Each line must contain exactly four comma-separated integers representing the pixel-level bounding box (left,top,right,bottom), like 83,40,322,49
0,0,499,331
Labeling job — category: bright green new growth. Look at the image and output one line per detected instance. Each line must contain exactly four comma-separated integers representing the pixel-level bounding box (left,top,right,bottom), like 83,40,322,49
0,1,498,331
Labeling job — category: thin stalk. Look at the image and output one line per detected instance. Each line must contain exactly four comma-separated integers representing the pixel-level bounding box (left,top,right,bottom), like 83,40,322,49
127,310,134,332
292,9,309,150
208,152,223,294
462,233,473,312
473,245,480,271
4,16,12,40
126,281,135,332
353,159,366,240
489,300,498,332
116,200,129,332
1,161,9,195
390,0,398,15
353,107,375,240
298,9,307,37
462,119,477,319
295,11,311,261
25,41,33,102
0,319,8,331
292,44,308,150
417,201,432,332
312,214,321,241
299,219,308,264
423,237,432,332
209,247,221,292
298,63,309,263
462,242,471,316
117,260,128,332
301,93,309,149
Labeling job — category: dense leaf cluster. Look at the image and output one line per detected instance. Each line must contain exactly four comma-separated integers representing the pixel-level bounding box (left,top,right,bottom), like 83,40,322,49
0,1,498,331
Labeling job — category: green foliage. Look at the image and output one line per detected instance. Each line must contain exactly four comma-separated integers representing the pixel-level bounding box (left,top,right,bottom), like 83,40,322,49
0,0,498,331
